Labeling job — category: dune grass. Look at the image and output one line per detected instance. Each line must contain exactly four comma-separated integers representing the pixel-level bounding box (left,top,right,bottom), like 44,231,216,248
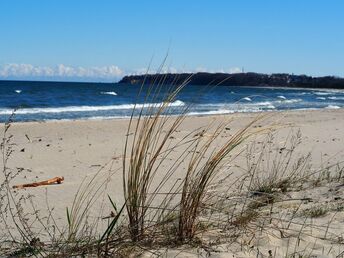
178,115,269,242
122,69,194,242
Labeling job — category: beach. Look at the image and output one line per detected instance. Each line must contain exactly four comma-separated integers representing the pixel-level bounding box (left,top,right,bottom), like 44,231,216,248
5,108,344,214
1,109,344,256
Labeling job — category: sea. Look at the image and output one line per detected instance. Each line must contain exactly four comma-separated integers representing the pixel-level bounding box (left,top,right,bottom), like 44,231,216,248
0,80,343,123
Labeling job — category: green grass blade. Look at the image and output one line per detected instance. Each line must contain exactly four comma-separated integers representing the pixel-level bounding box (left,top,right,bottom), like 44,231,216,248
107,194,118,213
99,202,126,243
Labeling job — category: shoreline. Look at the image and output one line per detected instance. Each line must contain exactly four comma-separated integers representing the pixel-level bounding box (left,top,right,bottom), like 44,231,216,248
2,107,343,126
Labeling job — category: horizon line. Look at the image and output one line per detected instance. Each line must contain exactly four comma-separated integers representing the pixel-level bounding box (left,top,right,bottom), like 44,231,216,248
0,71,343,84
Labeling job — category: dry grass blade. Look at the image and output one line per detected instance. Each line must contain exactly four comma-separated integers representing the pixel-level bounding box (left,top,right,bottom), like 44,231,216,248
122,64,194,242
178,115,268,242
66,160,117,243
245,130,311,196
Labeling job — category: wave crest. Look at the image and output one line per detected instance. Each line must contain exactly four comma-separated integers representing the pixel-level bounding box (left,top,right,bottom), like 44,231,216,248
325,105,341,109
328,96,344,100
0,100,185,115
101,91,117,96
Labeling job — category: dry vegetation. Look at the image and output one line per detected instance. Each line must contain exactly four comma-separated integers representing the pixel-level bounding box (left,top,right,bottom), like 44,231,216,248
1,71,344,257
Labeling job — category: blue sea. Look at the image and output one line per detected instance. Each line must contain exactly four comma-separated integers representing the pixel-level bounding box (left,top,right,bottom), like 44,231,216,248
0,80,343,123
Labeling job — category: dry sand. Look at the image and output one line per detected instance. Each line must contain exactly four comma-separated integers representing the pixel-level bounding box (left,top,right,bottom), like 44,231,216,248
1,109,344,257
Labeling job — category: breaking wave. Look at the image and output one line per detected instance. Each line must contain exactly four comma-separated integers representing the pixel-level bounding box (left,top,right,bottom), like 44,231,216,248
314,92,333,96
0,100,185,115
277,98,302,104
101,91,117,96
325,105,341,109
328,96,344,100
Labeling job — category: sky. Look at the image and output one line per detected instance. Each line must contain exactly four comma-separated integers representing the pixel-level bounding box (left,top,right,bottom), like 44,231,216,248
0,0,343,82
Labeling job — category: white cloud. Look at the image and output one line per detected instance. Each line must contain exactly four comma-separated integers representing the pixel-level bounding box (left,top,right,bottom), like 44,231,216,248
0,63,124,81
228,67,242,74
202,67,243,74
131,66,244,75
0,63,244,81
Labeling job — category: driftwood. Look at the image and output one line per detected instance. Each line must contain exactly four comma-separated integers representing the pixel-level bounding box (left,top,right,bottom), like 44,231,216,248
13,176,64,189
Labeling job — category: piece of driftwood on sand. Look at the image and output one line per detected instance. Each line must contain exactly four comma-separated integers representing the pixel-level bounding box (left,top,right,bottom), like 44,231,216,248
12,176,64,189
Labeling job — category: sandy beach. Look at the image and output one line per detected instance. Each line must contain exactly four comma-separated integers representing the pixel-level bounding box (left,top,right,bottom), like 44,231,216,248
2,109,344,256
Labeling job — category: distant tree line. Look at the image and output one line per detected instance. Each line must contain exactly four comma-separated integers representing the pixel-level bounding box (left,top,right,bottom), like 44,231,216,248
119,72,344,89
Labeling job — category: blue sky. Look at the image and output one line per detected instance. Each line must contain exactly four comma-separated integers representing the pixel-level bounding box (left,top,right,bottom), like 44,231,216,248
0,0,343,81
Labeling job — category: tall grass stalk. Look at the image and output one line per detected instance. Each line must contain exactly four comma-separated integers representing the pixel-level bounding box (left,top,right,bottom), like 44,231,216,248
178,115,268,242
66,160,117,243
122,66,194,241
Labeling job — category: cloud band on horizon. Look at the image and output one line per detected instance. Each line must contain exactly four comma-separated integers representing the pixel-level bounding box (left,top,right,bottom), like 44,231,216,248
0,63,124,82
0,63,243,82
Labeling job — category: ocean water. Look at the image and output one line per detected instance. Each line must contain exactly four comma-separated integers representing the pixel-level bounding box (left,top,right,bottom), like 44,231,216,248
0,80,343,122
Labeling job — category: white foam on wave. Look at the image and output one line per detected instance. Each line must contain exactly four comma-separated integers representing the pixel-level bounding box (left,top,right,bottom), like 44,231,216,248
242,97,252,101
188,101,276,117
325,105,341,109
86,115,131,120
255,101,272,106
297,92,311,96
317,89,344,93
101,91,117,96
253,101,275,109
169,100,185,106
188,109,235,116
0,100,185,115
316,97,326,100
328,96,344,100
44,116,132,122
285,99,302,103
188,107,267,116
277,95,286,99
15,90,22,94
197,101,275,109
277,98,302,104
314,92,332,96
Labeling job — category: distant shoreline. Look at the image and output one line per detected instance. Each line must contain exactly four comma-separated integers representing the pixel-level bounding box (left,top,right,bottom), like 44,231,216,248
119,72,344,89
1,71,344,90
